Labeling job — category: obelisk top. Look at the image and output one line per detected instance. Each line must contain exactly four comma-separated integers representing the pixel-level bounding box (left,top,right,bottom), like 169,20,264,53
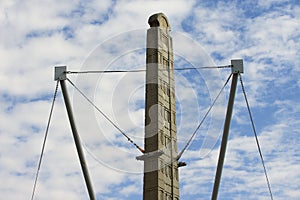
148,13,170,31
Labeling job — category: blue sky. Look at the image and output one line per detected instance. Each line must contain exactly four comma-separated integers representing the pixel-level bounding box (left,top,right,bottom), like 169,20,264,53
1,0,300,199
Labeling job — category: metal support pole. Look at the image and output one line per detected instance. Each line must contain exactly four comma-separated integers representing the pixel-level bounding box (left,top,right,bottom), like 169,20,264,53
59,78,96,200
211,73,238,200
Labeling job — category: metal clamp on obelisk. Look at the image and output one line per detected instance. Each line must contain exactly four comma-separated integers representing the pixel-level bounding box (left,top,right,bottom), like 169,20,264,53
54,66,96,200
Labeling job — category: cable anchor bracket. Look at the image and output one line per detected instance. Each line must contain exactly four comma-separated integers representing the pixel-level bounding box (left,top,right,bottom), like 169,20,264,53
54,66,67,80
231,59,244,74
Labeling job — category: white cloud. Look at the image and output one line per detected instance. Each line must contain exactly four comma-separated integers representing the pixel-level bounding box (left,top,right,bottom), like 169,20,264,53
0,0,300,199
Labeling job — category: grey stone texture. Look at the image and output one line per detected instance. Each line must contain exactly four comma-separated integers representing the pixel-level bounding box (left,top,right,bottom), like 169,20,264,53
143,13,180,200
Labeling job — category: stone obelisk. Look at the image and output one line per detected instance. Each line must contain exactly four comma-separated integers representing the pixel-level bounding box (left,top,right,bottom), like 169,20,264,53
138,13,180,200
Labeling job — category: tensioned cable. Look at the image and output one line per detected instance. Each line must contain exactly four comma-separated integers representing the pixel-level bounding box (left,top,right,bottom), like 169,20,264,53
174,65,232,70
31,80,59,200
176,73,233,161
66,78,145,153
66,65,232,74
239,73,273,200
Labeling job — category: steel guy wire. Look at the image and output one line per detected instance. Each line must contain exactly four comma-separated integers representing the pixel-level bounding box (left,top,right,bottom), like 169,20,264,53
176,73,233,161
31,80,59,200
239,73,274,200
66,78,145,153
66,65,232,74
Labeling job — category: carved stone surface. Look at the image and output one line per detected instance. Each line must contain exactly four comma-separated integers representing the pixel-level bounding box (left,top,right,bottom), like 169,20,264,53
148,13,170,31
143,13,179,200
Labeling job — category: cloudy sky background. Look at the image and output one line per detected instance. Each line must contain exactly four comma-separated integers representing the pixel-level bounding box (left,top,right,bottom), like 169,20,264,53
1,0,300,199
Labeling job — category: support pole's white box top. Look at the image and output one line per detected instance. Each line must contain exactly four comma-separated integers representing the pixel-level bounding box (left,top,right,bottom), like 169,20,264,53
54,66,67,80
231,59,243,74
